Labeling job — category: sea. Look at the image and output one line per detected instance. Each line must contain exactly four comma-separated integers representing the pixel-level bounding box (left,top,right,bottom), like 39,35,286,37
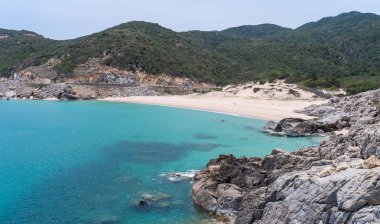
0,100,321,223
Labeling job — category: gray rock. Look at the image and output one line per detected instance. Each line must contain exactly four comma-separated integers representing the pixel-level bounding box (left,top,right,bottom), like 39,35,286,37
361,127,380,159
216,184,244,219
347,206,380,224
193,89,380,223
235,187,267,224
337,168,380,211
325,207,351,224
192,179,218,212
194,188,218,212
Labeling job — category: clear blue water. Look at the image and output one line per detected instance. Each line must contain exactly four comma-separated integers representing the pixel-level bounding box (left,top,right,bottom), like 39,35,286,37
0,100,320,224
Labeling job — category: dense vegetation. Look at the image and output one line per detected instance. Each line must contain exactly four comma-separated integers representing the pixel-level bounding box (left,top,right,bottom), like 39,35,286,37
0,11,379,93
0,29,59,75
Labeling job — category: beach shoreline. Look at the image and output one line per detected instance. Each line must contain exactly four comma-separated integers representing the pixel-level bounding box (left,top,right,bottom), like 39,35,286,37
100,94,327,121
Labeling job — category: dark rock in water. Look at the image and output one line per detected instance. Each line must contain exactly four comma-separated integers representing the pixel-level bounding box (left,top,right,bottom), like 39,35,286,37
134,192,172,208
263,117,317,137
140,192,171,202
273,118,304,132
139,200,147,206
262,121,276,130
193,89,380,223
263,112,353,137
133,191,178,213
291,121,318,136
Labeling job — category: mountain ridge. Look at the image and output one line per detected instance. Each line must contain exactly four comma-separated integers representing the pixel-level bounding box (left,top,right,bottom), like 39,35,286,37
1,11,379,94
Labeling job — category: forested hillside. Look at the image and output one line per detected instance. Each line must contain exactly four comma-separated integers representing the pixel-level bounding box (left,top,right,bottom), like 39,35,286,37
1,11,379,94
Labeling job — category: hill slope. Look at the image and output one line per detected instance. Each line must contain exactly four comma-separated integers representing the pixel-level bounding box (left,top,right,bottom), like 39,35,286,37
0,29,58,75
0,11,379,94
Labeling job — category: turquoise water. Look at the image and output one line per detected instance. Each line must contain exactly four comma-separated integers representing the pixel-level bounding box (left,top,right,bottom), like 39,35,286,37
0,101,320,223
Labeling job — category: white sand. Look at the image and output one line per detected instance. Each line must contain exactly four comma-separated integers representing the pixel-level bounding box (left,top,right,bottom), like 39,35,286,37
101,94,327,121
221,80,318,100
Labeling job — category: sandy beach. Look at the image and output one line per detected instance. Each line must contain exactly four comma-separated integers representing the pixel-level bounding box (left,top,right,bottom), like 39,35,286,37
101,94,327,121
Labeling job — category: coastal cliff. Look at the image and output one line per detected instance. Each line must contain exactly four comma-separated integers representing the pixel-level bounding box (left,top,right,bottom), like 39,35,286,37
192,89,380,223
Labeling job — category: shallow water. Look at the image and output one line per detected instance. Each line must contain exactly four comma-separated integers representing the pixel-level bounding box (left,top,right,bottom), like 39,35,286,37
0,100,320,223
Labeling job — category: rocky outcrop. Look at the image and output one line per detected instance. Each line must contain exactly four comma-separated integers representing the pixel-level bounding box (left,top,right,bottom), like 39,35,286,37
193,89,380,223
301,91,380,126
263,89,380,137
263,111,351,137
263,118,322,137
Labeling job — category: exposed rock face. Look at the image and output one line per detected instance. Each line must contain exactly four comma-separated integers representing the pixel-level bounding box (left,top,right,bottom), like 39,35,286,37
193,89,380,223
0,57,216,101
0,81,163,100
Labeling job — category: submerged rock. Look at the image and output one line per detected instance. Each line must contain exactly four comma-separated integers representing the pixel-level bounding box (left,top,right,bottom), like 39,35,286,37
133,191,172,208
140,192,171,202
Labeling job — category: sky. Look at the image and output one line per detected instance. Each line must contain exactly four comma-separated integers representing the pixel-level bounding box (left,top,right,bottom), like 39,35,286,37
1,0,379,40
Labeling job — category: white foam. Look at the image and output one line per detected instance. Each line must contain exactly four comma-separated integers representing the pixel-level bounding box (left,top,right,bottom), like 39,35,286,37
160,170,200,182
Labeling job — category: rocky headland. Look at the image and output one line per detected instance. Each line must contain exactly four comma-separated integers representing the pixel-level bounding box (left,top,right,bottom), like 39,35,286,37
192,89,380,223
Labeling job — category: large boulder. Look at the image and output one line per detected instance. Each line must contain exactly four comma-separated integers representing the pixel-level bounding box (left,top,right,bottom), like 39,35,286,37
316,112,351,131
273,118,304,132
263,118,314,137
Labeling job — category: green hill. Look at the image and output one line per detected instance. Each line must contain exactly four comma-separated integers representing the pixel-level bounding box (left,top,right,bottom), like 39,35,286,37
0,29,58,75
220,24,291,38
0,11,379,94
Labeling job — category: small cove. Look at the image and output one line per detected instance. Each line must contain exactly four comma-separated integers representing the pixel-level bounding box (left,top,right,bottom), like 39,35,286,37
0,100,321,223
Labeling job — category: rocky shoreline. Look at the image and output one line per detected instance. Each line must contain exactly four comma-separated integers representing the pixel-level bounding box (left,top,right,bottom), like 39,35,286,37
192,89,380,223
0,79,213,101
0,58,215,100
0,82,163,100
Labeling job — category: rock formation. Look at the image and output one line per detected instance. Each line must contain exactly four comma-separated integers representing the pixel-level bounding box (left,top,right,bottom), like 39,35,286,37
0,57,215,100
192,89,380,223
